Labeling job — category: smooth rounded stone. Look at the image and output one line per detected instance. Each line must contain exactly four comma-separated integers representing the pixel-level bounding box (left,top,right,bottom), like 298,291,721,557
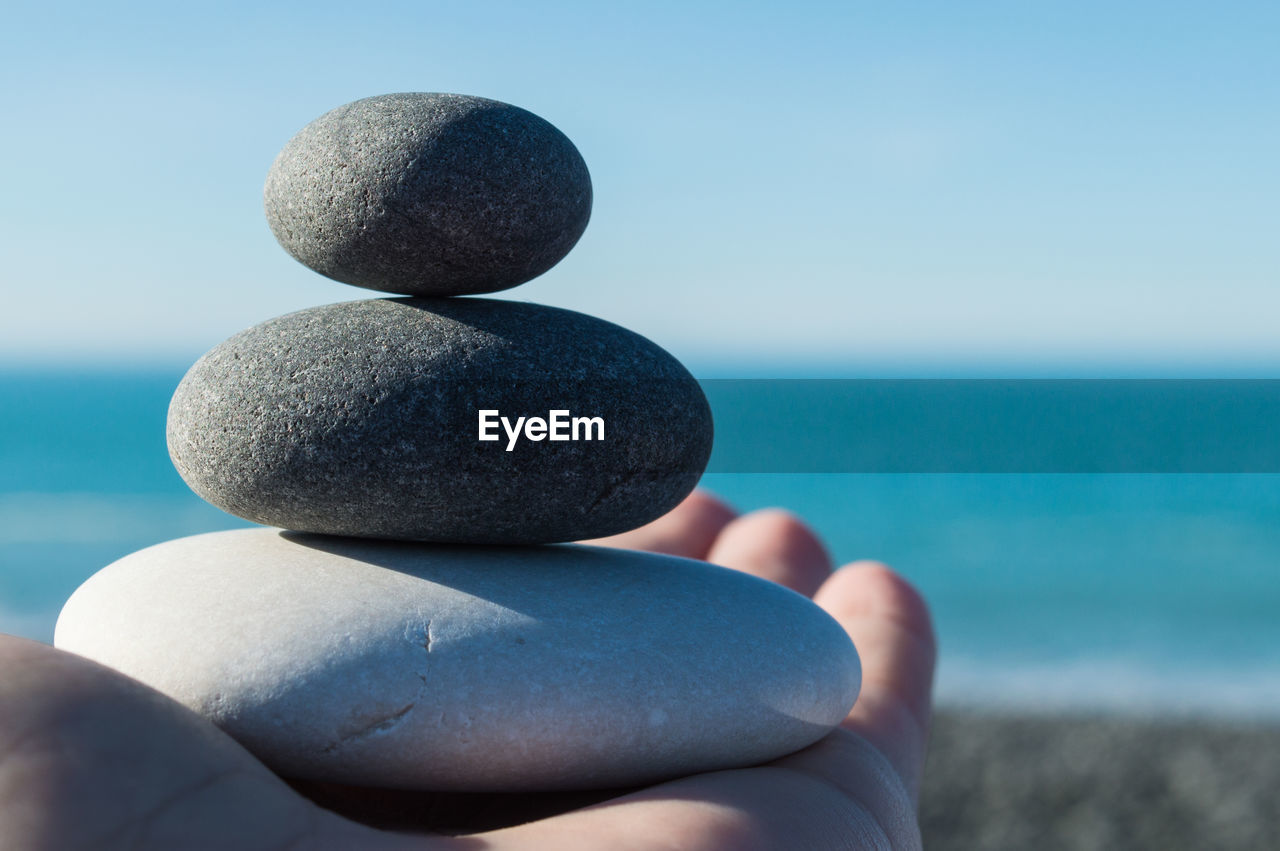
264,92,592,296
167,297,712,544
54,529,861,792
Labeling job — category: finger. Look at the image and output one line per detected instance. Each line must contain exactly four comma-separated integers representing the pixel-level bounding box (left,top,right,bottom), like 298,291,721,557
705,509,833,597
477,764,910,850
812,562,937,802
581,489,736,560
0,636,419,851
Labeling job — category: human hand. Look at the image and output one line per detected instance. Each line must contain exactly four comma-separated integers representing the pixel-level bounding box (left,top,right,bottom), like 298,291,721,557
0,491,935,849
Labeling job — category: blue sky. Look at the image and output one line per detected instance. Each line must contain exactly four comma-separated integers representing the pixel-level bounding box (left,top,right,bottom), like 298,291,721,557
3,1,1277,372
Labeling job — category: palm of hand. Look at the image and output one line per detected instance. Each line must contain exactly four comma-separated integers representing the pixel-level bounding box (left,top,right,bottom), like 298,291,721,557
0,493,935,850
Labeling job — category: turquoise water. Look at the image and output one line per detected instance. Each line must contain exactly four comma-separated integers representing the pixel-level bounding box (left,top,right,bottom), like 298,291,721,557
3,369,1279,717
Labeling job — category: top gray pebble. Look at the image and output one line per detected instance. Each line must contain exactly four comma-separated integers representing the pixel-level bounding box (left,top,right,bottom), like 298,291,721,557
264,93,592,296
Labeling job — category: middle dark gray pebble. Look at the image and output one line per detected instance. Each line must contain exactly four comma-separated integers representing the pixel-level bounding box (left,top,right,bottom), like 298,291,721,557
263,93,592,297
167,298,713,544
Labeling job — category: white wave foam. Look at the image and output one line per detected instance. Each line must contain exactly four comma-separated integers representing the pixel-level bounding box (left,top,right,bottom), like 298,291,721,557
938,655,1280,720
0,602,57,644
0,492,242,543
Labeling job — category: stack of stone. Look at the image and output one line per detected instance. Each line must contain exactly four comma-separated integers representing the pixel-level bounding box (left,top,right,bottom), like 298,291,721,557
55,94,860,793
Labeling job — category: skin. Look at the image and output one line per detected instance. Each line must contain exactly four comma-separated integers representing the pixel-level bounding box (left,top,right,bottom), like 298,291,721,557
0,491,936,850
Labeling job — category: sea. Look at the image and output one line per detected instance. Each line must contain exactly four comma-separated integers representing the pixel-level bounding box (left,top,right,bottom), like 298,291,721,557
3,368,1279,719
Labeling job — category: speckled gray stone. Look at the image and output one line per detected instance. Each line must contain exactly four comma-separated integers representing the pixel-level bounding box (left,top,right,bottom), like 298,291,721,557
54,529,861,791
264,93,592,296
167,297,712,543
